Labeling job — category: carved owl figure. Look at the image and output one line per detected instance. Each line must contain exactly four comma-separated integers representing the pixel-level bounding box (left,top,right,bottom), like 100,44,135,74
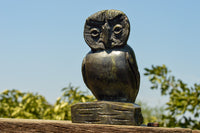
82,10,140,103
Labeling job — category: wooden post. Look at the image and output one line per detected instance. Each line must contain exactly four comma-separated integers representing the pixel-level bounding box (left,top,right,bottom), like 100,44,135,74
0,118,199,133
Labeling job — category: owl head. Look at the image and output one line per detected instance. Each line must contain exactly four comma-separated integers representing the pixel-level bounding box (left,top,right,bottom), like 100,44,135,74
84,10,130,51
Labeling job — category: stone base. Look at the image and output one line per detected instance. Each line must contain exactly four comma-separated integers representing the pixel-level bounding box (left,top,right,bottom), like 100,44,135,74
71,101,143,126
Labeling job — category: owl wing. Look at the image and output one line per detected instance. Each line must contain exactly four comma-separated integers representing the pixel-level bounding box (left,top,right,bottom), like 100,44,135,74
125,45,140,91
82,57,89,89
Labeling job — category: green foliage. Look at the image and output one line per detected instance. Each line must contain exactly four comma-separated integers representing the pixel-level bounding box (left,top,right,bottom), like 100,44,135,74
50,83,96,120
144,65,200,129
0,89,51,119
1,67,199,130
137,100,164,124
0,84,95,120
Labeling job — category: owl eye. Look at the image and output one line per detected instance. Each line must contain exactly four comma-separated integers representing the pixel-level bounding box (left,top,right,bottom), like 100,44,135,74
113,24,122,35
90,28,100,38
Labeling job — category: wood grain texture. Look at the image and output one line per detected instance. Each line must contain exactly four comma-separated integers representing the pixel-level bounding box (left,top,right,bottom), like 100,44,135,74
71,101,143,126
0,118,196,133
193,130,200,133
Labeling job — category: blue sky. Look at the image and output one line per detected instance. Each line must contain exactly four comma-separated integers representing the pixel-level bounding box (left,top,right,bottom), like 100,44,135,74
0,0,200,107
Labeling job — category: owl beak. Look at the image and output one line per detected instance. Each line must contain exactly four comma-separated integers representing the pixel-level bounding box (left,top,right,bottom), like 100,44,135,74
100,23,111,48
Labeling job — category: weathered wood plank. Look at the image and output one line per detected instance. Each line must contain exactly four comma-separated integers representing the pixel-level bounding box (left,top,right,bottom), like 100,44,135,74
71,101,143,126
193,130,200,133
0,118,195,133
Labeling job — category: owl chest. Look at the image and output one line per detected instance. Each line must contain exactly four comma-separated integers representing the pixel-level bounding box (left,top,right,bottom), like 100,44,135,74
85,51,130,81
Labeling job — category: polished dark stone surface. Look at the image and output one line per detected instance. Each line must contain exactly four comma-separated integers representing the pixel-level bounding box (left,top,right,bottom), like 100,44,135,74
82,10,140,103
72,10,143,126
82,45,139,103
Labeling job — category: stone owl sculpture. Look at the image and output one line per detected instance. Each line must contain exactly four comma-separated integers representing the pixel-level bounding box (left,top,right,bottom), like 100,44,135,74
82,10,140,103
